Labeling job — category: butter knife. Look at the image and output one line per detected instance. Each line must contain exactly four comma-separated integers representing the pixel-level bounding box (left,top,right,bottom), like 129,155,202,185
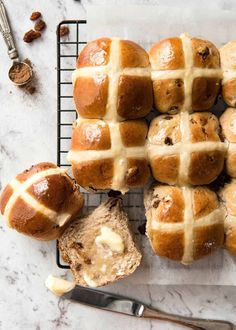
62,285,235,330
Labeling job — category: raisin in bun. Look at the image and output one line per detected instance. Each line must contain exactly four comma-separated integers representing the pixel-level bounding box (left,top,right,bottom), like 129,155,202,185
67,118,150,193
59,198,141,287
72,37,153,120
147,112,226,185
0,162,84,240
144,184,224,264
150,33,222,113
220,41,236,107
220,108,236,177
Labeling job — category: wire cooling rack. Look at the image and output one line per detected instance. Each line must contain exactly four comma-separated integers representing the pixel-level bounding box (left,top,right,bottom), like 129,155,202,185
56,20,146,269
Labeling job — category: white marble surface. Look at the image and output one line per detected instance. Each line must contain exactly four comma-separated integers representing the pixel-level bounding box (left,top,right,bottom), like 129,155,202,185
0,0,236,329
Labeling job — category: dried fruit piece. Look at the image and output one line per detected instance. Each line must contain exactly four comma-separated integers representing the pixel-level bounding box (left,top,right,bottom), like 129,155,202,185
23,30,41,43
59,25,69,37
30,11,41,21
34,19,46,31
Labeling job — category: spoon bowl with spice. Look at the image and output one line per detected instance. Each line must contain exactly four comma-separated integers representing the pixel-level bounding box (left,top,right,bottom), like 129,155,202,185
0,0,33,86
8,61,32,86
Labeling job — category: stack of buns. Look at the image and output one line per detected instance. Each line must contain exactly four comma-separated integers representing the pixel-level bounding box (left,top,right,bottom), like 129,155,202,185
69,38,153,193
144,34,227,264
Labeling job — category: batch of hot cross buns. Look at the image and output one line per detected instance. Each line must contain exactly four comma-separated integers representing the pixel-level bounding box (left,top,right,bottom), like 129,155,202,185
1,34,236,288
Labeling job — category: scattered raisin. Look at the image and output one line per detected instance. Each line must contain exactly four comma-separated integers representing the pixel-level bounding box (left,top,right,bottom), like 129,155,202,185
164,115,173,120
23,29,41,43
30,11,41,21
77,242,84,249
59,25,70,37
75,264,82,271
175,79,183,87
164,137,173,145
190,118,197,124
152,199,160,208
208,155,215,162
126,166,139,183
34,19,46,32
198,46,210,61
84,258,91,265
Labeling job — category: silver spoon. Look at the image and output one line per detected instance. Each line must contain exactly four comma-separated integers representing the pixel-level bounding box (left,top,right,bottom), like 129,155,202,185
0,0,32,85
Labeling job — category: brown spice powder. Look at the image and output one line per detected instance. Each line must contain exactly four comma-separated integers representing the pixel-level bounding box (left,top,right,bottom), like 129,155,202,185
9,63,31,85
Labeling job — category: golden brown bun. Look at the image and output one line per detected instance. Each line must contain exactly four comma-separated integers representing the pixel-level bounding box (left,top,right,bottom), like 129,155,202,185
0,163,84,241
73,38,153,120
68,119,150,193
220,108,236,177
144,184,224,264
150,34,221,113
220,181,236,255
220,41,236,107
147,112,226,185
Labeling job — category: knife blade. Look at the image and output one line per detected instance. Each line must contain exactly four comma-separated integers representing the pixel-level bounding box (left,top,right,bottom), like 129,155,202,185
62,285,235,330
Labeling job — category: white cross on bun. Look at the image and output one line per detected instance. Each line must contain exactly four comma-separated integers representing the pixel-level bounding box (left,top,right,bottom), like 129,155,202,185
150,33,222,114
0,163,84,240
67,118,150,193
147,112,227,185
144,184,224,264
73,37,153,121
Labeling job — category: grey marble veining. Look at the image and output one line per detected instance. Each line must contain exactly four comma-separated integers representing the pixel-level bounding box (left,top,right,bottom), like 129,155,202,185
1,0,236,329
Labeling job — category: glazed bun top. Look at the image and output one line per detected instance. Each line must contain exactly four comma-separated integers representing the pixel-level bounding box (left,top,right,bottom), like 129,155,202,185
145,184,224,264
73,37,153,120
77,37,150,69
0,162,84,241
149,33,222,113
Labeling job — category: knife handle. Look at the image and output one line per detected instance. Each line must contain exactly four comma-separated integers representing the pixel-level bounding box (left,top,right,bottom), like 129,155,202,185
142,307,235,330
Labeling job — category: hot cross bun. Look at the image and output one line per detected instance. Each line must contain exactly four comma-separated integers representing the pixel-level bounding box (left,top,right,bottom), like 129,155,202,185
150,33,222,113
73,38,153,120
0,163,84,240
144,184,224,264
221,181,236,255
67,119,150,193
147,112,226,185
220,107,236,177
220,40,236,107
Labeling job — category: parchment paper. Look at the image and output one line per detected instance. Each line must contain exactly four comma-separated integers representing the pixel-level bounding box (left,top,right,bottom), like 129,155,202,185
86,3,236,285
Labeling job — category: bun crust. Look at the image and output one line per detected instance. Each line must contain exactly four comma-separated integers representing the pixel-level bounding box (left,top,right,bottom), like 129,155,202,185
68,119,150,192
147,112,226,185
150,34,221,113
73,38,153,120
221,181,236,254
0,162,84,240
144,184,224,264
220,41,236,107
220,108,236,177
